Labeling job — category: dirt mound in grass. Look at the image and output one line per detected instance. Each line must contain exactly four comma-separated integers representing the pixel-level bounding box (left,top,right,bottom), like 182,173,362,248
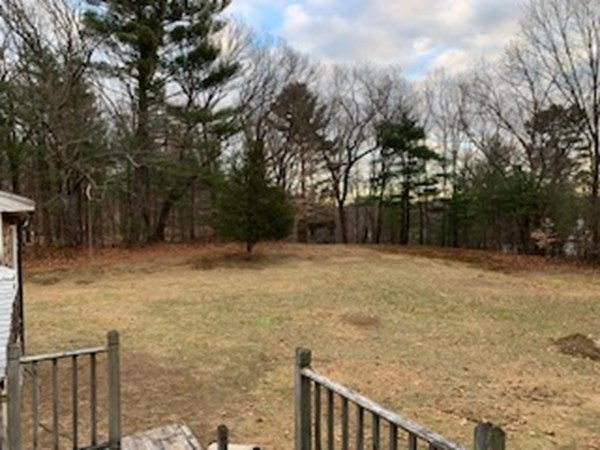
554,334,600,361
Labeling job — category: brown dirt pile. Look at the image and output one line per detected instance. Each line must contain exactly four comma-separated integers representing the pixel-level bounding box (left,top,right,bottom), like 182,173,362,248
554,334,600,361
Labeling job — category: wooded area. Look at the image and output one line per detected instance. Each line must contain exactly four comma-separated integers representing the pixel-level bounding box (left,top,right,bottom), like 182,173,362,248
0,0,598,257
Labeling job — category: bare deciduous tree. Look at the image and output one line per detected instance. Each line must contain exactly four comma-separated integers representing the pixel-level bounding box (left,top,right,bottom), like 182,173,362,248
0,0,105,247
321,65,412,243
521,0,600,243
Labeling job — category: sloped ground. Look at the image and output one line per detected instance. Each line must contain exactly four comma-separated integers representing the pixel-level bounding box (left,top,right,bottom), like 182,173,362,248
23,244,600,449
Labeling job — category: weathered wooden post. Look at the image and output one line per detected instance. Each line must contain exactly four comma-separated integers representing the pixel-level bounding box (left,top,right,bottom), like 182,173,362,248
7,343,21,450
295,347,312,450
217,425,228,450
474,422,506,450
107,330,121,450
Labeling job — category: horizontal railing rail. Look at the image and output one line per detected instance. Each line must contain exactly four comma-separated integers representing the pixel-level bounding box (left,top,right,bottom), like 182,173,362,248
301,367,466,450
20,346,107,364
6,331,121,450
295,347,506,450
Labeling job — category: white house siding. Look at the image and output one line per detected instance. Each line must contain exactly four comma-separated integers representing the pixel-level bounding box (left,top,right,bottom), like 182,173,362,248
0,267,17,377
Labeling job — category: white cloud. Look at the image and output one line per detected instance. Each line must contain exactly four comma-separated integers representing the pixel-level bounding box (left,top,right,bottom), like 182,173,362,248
227,0,525,79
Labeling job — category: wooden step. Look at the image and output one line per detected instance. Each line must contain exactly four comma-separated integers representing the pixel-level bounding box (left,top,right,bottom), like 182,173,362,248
207,445,261,450
122,423,202,450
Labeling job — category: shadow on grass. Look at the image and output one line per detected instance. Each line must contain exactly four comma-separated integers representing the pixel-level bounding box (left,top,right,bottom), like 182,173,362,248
188,252,296,271
340,312,382,329
27,273,64,285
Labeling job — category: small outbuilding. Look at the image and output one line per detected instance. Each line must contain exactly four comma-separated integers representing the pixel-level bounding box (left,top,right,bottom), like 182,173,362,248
0,191,35,376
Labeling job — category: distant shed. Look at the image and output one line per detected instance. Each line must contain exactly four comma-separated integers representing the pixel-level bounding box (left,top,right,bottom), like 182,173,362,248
0,191,34,377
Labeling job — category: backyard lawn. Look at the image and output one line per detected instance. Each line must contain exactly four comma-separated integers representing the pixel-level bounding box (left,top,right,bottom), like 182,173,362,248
23,244,600,449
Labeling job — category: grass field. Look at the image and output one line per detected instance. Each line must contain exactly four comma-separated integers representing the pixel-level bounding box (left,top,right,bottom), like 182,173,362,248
23,244,600,449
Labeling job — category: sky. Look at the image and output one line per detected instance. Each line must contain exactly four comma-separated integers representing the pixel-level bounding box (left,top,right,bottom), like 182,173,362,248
228,0,525,80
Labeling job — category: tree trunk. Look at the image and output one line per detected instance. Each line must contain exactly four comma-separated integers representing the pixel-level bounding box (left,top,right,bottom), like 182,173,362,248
375,159,388,245
337,201,348,244
9,156,20,194
87,195,94,258
374,184,386,245
400,181,410,245
127,57,153,245
126,165,151,245
63,178,82,247
419,201,425,245
190,183,196,240
591,131,600,250
38,149,53,245
153,176,199,243
152,198,174,242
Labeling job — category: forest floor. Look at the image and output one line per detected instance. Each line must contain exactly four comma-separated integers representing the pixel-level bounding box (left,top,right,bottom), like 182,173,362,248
22,243,600,449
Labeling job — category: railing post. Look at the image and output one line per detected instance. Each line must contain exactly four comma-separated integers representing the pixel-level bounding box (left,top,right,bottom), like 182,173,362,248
474,422,506,450
107,330,121,450
295,347,312,450
217,424,228,450
7,343,21,450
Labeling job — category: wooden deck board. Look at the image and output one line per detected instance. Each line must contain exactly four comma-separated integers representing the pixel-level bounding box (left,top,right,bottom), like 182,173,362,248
122,423,202,450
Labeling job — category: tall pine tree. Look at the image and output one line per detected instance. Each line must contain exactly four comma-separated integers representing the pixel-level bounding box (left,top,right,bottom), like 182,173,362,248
84,0,236,244
375,116,439,245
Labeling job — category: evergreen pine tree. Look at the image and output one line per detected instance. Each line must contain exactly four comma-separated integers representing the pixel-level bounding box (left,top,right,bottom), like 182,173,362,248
376,116,439,245
215,142,294,254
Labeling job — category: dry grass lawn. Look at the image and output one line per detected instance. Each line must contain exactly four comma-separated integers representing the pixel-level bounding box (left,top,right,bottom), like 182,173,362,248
23,244,600,449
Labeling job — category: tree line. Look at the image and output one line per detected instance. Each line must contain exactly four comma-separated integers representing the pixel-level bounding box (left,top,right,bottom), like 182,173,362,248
0,0,598,257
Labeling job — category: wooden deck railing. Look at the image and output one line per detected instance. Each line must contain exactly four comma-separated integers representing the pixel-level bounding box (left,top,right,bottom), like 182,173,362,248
6,331,121,450
295,348,506,450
